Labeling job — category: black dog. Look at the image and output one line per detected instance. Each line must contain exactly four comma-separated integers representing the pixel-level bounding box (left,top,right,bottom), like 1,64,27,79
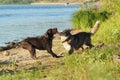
59,21,100,54
21,28,60,59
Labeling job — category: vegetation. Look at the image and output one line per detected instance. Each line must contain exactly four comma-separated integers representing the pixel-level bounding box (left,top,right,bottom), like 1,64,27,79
72,10,110,29
0,0,120,80
101,0,120,13
0,0,39,4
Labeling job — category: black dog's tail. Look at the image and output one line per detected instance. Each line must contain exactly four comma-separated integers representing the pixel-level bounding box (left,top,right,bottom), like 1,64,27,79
90,21,100,35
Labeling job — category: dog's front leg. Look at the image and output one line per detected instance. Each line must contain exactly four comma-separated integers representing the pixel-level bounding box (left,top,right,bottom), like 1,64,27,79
46,47,58,58
68,48,74,55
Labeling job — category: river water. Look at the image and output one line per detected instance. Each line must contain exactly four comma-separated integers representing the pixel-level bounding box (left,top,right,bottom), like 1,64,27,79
0,4,79,46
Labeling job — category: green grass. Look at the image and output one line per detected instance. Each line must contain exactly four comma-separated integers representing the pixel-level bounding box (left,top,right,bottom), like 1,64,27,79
72,10,110,29
92,13,120,44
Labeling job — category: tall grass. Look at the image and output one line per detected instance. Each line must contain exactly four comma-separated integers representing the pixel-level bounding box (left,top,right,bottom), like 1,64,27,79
92,14,120,44
72,0,120,44
101,0,120,14
72,10,110,29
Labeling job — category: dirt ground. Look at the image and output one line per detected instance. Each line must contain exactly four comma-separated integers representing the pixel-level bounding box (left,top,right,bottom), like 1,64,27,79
0,34,65,71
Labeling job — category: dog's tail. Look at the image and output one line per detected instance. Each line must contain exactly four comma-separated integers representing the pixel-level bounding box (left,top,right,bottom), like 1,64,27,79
90,20,100,35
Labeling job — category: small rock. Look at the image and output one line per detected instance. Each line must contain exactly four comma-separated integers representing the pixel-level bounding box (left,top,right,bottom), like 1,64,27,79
3,51,10,56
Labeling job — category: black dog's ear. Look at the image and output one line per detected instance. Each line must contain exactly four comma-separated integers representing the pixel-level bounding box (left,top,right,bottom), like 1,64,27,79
58,29,72,36
63,29,72,33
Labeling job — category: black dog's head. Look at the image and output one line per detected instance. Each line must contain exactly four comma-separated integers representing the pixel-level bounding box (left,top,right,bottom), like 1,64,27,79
59,29,72,37
58,29,72,43
45,28,58,38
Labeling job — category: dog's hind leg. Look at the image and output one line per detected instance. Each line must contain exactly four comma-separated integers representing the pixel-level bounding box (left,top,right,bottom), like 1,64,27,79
29,47,36,60
21,41,36,59
84,36,94,49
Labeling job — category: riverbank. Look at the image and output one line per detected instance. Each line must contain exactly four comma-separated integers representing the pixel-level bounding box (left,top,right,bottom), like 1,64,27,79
31,2,81,5
31,0,83,5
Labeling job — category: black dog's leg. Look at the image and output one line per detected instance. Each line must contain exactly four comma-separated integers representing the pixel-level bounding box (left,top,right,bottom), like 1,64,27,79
89,44,94,48
84,36,94,49
68,48,74,55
